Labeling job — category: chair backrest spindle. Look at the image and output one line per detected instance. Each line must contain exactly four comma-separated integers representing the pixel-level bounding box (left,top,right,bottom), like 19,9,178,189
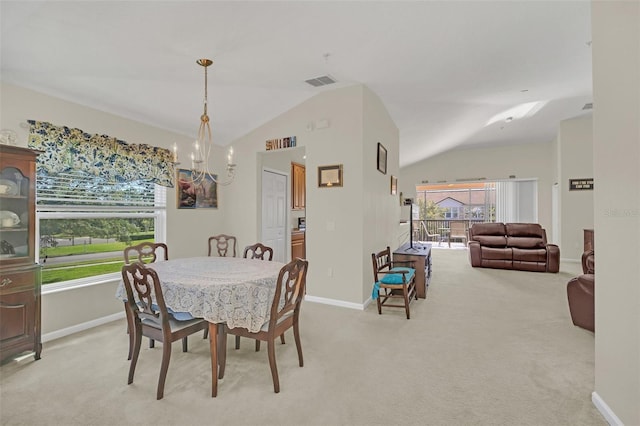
208,234,237,257
124,242,168,265
243,243,274,261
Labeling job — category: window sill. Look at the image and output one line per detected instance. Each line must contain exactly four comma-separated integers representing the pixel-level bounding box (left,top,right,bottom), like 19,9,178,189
41,272,120,295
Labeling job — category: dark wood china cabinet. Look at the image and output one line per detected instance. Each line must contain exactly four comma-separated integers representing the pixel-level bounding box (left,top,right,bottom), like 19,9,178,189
0,145,42,363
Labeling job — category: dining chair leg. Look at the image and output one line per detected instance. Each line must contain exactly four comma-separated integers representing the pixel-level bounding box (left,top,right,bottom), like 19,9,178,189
124,303,134,360
377,291,382,315
182,336,188,352
156,341,172,400
255,334,283,352
209,323,218,397
267,339,280,393
403,287,411,320
149,338,155,349
235,335,241,350
203,328,209,339
294,320,303,367
218,326,227,380
128,322,143,385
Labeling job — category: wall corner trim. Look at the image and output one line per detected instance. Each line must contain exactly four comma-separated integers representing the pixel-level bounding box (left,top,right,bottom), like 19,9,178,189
592,391,623,426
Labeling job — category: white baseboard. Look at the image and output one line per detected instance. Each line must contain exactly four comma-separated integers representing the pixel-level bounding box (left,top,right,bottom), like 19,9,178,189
42,295,370,343
42,311,125,343
304,295,368,310
592,391,623,426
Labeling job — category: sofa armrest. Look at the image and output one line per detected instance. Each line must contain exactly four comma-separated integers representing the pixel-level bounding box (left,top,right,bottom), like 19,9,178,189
546,244,560,272
468,241,482,267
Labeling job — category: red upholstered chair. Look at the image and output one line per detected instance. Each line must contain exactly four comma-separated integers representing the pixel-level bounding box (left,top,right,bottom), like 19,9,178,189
567,250,595,332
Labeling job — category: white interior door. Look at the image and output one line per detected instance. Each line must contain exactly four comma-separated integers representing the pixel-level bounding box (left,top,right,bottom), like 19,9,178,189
261,169,287,262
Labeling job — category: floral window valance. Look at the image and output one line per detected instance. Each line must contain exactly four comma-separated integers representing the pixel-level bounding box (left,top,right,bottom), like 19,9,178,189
27,120,175,187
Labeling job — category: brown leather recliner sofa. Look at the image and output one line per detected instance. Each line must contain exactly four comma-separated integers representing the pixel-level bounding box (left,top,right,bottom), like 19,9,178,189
566,250,595,332
468,222,560,272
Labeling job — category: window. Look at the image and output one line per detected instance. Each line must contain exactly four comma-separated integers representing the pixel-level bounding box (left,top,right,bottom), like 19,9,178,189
27,119,174,290
37,171,166,287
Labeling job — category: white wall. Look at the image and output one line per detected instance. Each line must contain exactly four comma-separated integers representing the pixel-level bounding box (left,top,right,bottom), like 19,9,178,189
591,1,640,425
361,86,401,302
219,84,398,306
399,142,555,232
557,115,594,260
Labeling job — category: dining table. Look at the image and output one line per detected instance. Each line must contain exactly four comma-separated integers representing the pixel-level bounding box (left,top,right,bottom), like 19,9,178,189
115,256,286,397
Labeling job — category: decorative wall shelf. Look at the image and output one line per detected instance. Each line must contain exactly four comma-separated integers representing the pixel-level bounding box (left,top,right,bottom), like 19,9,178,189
266,136,297,151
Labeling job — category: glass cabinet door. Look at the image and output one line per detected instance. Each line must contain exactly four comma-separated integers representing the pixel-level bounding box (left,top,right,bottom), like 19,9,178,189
0,167,30,262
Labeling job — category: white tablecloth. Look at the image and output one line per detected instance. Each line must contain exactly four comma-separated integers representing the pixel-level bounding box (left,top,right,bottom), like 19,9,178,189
115,257,285,333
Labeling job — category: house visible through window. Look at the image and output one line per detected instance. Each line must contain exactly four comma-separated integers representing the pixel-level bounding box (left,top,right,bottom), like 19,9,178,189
412,180,538,241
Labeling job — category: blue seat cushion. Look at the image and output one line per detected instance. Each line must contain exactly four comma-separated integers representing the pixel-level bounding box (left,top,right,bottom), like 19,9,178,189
380,267,415,284
148,303,195,321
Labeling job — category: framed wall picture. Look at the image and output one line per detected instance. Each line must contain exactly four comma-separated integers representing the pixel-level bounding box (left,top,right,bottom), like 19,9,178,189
177,169,197,208
391,175,398,195
176,169,218,209
318,164,343,188
195,173,218,208
377,142,387,174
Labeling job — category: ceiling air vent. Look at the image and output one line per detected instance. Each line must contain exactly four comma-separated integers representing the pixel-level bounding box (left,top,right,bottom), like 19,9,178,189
305,75,337,87
582,103,593,110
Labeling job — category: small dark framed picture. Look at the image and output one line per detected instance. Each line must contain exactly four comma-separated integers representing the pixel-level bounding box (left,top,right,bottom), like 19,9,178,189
390,175,397,195
377,142,387,174
318,164,343,188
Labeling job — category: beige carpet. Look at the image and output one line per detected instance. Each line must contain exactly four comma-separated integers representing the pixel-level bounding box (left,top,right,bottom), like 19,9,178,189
0,249,604,426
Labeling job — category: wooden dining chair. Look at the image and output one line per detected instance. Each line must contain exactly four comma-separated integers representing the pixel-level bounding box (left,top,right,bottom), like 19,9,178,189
123,242,169,359
243,242,274,261
371,246,417,319
217,258,309,394
208,234,237,257
203,234,239,339
121,262,207,400
124,241,168,265
238,242,281,351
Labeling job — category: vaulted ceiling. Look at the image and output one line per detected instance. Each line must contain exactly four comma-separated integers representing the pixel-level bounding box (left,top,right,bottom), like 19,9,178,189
0,1,592,167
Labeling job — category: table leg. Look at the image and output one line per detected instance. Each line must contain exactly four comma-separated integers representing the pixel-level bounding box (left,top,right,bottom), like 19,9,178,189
209,322,218,397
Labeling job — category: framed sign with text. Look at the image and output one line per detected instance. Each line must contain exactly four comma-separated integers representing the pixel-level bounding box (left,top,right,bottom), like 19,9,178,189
569,178,594,191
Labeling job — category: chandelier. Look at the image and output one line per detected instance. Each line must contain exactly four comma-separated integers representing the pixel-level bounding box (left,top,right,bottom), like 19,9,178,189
175,58,236,186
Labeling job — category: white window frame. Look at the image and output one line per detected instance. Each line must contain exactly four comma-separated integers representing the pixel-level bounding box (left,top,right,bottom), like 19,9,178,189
38,185,166,294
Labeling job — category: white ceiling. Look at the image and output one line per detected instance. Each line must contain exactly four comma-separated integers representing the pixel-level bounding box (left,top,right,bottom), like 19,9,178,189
0,1,593,167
